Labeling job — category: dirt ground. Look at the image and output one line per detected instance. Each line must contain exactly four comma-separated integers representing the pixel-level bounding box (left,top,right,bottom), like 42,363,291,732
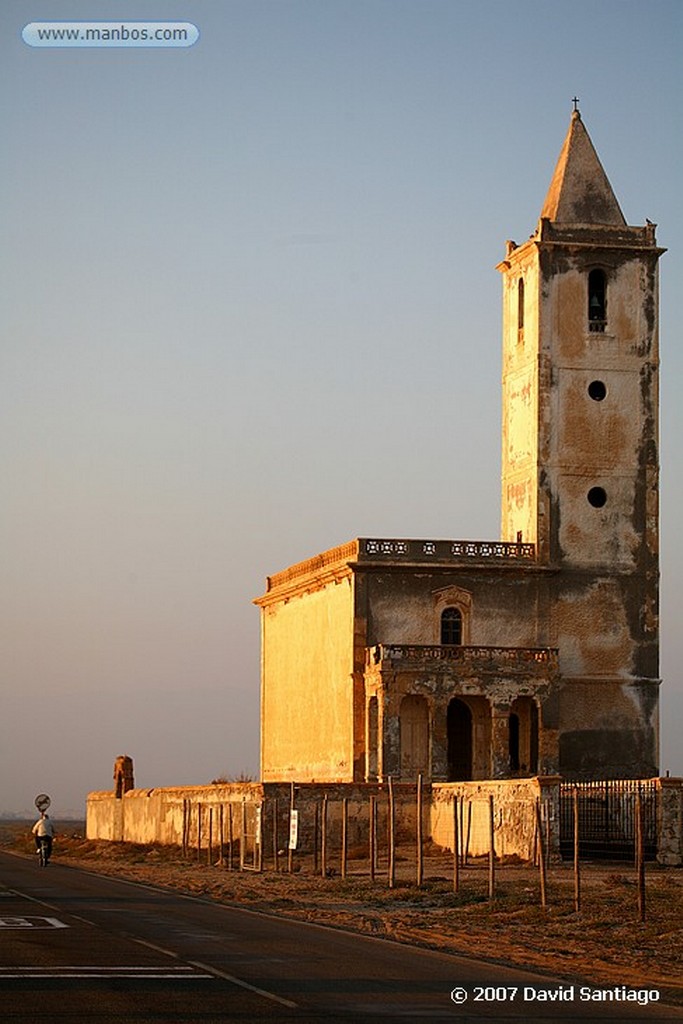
2,820,681,1004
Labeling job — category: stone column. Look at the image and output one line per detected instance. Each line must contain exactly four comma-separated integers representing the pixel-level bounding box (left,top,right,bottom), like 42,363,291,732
491,704,511,779
381,683,401,780
656,777,683,866
431,699,448,780
538,691,560,775
365,691,380,782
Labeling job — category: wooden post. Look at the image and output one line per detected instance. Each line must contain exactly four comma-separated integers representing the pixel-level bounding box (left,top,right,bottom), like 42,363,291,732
635,789,646,923
240,799,246,871
219,804,225,867
321,794,328,878
228,803,234,871
388,777,396,889
488,795,495,901
196,803,202,862
273,798,279,873
369,794,376,883
182,799,188,859
464,801,472,865
535,799,547,910
287,782,295,874
452,794,460,893
208,806,213,866
416,774,423,888
313,801,319,875
573,788,580,912
256,803,263,872
341,797,348,879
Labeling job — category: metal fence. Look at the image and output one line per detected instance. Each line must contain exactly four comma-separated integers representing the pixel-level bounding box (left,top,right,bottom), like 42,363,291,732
559,780,658,862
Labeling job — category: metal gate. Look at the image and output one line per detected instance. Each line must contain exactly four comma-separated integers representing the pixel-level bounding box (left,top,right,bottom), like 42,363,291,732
560,780,658,861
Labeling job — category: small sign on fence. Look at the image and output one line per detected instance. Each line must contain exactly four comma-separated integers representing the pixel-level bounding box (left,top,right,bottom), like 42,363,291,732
288,809,299,850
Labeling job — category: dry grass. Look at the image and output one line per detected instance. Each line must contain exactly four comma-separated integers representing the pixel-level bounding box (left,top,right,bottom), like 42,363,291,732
3,820,682,1003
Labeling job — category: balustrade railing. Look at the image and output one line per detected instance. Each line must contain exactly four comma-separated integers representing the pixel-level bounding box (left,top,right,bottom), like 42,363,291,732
368,643,558,671
361,538,536,561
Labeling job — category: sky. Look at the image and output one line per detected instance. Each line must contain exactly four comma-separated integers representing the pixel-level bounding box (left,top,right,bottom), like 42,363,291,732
1,0,681,816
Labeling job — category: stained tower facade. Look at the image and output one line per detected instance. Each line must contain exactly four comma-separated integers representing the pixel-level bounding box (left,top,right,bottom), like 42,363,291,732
499,110,663,775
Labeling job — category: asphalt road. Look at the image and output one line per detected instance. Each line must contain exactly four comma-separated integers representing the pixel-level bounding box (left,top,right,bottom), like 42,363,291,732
0,851,680,1023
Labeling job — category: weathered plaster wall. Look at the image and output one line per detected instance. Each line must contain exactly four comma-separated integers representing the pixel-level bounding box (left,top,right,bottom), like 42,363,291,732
545,256,658,571
260,575,355,782
430,777,561,860
363,569,551,649
558,678,658,778
87,784,262,845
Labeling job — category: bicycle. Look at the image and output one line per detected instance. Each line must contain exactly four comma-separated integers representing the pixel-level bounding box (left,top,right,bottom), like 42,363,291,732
36,836,51,867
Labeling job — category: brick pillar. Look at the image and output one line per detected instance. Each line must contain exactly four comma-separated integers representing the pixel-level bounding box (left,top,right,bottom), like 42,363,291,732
536,775,562,863
113,755,134,798
656,777,683,866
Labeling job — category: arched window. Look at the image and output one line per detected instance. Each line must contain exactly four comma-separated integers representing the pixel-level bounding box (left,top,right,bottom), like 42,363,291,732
440,607,462,645
517,277,525,332
588,269,607,332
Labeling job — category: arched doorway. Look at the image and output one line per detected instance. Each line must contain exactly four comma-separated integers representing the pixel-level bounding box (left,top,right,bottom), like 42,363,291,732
447,698,473,781
400,695,429,777
509,697,539,774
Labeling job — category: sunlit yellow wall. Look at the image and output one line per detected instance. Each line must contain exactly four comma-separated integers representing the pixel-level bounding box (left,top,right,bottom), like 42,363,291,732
500,245,540,549
260,575,356,781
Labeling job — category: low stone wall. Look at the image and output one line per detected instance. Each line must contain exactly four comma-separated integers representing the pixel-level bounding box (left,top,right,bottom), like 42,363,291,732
86,781,421,855
87,776,682,866
87,784,263,846
431,777,561,861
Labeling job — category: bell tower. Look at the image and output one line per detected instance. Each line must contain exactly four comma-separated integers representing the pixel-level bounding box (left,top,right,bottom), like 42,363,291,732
498,109,664,776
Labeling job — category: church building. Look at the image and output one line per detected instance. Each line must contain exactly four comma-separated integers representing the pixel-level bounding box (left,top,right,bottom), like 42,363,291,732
255,110,664,785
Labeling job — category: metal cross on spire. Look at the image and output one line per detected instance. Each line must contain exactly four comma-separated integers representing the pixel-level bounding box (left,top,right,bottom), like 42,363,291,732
572,96,580,113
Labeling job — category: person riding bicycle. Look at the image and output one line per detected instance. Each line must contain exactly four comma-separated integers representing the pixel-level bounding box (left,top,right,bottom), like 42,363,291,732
32,813,55,861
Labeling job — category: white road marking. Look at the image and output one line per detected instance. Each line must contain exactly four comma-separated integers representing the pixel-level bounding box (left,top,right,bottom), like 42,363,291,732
132,937,179,959
8,888,62,914
0,970,213,979
187,959,298,1009
0,967,205,972
0,916,68,929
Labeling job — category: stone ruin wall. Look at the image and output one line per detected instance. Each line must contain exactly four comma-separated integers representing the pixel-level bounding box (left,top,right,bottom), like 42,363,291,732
87,771,683,866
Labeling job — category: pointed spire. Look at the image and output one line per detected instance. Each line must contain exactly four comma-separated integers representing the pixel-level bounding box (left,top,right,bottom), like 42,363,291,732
541,111,626,226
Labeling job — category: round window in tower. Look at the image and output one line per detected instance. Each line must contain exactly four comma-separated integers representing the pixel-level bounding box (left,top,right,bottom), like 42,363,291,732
587,486,607,508
588,380,607,401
